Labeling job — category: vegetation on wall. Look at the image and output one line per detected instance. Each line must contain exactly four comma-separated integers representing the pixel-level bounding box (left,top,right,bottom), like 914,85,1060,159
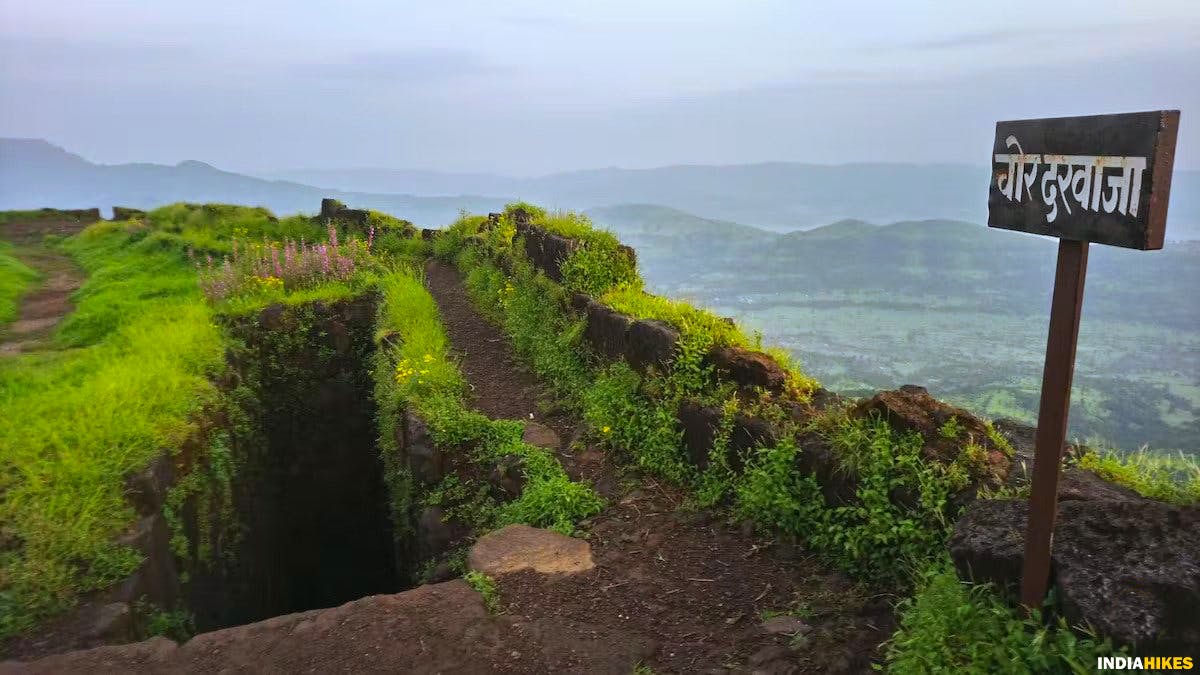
0,203,353,638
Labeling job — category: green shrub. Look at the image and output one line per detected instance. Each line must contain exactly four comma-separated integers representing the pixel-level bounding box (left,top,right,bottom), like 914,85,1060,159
464,570,500,613
885,563,1119,673
732,415,960,587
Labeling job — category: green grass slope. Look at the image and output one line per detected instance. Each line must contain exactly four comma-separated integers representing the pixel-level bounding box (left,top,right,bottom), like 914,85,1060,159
0,240,39,325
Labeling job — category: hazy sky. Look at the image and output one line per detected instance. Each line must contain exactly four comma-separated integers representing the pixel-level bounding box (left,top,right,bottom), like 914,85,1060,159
1,1,1197,174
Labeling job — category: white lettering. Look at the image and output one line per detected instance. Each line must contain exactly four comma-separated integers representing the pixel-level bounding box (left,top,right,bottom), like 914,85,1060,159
993,139,1148,223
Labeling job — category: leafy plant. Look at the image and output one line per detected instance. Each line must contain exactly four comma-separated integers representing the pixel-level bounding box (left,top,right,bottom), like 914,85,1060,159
197,223,375,304
885,562,1120,673
135,598,195,642
464,571,501,613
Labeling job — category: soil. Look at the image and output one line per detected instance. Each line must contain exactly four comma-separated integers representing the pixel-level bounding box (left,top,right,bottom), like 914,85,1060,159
423,260,576,441
422,260,892,673
0,219,88,355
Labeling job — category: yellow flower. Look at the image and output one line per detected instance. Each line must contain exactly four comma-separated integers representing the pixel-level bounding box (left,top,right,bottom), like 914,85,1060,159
422,353,434,363
601,425,611,434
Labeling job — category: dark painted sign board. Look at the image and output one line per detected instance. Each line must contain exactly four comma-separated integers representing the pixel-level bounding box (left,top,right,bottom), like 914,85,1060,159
988,110,1180,250
986,110,1180,610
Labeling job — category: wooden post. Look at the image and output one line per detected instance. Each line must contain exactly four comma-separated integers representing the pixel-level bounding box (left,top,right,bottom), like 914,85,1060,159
1019,238,1089,609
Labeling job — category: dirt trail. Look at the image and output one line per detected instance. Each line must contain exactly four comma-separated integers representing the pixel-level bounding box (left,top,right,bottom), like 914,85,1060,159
0,220,87,355
423,261,890,674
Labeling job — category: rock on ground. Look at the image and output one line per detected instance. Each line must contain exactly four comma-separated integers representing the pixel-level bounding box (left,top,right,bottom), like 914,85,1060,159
468,524,595,577
950,494,1200,653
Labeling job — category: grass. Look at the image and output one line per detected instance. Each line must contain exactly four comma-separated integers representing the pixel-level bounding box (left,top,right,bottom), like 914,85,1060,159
0,240,40,324
0,221,224,638
1075,447,1200,505
144,203,322,255
601,284,748,349
885,562,1119,673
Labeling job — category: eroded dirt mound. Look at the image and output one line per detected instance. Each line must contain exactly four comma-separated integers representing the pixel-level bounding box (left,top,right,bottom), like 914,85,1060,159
1,580,658,674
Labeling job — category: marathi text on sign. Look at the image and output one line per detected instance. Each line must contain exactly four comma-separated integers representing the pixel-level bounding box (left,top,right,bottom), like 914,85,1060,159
994,135,1147,223
987,110,1178,250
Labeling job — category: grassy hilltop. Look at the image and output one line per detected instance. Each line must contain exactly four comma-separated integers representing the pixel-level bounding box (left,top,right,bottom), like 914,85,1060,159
1,203,1194,670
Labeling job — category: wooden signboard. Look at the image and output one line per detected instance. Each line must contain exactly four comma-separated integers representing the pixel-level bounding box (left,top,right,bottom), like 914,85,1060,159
988,110,1179,249
986,110,1180,609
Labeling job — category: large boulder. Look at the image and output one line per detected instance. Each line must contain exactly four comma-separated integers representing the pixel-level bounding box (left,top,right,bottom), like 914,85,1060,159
519,225,580,282
1054,499,1200,653
707,346,788,393
624,319,679,373
949,498,1026,592
851,386,1010,487
950,495,1200,653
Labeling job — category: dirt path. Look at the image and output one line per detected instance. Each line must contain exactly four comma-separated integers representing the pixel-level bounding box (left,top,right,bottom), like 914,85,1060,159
0,220,87,355
423,261,890,674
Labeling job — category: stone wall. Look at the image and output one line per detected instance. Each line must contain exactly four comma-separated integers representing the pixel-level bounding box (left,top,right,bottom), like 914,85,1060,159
111,207,146,220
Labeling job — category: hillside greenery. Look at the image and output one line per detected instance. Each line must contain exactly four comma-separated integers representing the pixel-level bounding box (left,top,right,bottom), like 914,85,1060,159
0,240,39,324
0,200,1179,671
0,218,225,637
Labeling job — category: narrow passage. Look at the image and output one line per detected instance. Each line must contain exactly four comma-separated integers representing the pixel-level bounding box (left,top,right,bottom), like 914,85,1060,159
421,260,890,674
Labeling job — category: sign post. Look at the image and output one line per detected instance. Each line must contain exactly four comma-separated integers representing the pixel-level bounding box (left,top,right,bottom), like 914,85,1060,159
986,110,1180,609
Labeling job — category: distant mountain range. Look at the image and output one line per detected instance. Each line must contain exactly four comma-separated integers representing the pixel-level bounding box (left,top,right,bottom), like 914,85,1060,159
266,161,1200,239
3,138,1198,239
588,204,1199,333
0,139,506,226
